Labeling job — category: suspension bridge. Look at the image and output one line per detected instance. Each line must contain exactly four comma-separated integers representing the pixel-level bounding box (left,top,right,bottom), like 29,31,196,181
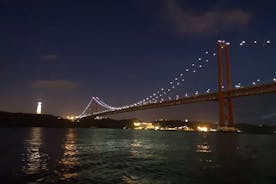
78,40,276,128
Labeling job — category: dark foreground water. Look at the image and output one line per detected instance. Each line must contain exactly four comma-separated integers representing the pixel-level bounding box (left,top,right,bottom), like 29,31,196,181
0,128,275,184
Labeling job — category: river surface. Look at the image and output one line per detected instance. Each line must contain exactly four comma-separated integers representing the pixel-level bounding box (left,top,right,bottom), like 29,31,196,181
0,128,275,184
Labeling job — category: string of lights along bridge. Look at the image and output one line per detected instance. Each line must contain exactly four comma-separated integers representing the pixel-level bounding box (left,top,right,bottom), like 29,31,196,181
78,40,276,129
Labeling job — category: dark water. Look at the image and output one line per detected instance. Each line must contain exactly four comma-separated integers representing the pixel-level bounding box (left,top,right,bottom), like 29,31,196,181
0,128,275,184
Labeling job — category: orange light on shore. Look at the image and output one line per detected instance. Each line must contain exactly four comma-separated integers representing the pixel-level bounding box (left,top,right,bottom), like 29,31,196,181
66,115,78,121
197,126,208,132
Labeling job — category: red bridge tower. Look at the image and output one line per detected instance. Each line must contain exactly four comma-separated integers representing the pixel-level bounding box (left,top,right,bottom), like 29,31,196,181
217,40,234,127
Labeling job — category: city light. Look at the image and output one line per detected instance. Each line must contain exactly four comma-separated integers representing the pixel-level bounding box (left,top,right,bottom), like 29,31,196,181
133,122,156,130
197,126,208,132
66,115,78,121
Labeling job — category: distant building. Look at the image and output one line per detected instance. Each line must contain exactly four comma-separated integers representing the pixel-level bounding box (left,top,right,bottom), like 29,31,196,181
36,102,42,114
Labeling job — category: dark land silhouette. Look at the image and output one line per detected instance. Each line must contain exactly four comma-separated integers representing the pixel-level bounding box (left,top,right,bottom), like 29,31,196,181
0,111,275,133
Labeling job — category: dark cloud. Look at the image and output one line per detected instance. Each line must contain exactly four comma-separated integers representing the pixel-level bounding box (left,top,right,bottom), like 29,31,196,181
42,54,59,61
262,113,276,120
164,0,251,35
32,80,78,90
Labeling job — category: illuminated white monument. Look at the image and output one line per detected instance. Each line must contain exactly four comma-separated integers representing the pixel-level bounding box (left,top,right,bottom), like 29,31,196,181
36,102,42,114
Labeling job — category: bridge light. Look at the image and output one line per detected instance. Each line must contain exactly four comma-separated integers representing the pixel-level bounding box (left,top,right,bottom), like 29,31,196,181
172,86,175,88
193,70,196,73
199,65,202,68
180,73,183,76
186,69,189,72
252,82,256,85
257,79,260,82
168,89,171,92
254,40,257,44
266,40,271,44
195,91,198,95
213,53,216,56
198,57,202,61
161,88,164,91
205,51,208,54
273,78,276,82
185,93,188,97
177,82,180,86
192,63,195,66
175,77,178,80
182,79,185,81
205,59,209,62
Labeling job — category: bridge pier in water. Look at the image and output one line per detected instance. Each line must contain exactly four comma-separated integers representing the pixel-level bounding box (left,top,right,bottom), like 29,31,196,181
217,40,234,128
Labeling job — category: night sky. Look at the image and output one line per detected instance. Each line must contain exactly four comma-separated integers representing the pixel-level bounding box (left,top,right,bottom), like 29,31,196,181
0,0,275,124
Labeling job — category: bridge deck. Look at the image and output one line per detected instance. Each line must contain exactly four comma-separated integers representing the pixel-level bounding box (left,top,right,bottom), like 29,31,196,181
90,83,276,117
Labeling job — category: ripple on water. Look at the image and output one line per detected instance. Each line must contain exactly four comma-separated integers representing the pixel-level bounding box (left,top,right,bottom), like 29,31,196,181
0,128,276,184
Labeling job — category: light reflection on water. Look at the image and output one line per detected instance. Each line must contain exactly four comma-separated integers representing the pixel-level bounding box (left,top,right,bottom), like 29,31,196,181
58,128,79,181
0,128,275,184
130,139,142,156
21,128,48,175
20,128,80,182
196,134,212,153
196,143,211,153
